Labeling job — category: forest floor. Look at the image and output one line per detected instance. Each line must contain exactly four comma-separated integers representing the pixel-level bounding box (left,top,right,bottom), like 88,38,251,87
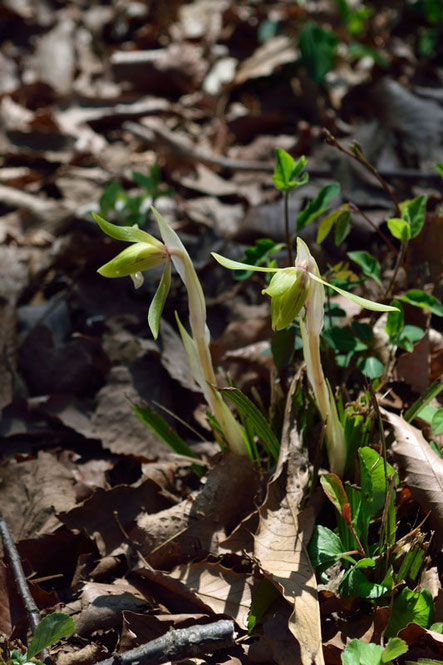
0,1,442,665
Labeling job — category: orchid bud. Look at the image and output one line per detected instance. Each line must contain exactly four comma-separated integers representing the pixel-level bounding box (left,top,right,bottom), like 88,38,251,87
97,241,168,278
262,267,310,330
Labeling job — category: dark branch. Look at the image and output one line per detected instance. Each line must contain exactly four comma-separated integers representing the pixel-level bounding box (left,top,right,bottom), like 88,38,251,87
0,513,51,662
95,619,236,665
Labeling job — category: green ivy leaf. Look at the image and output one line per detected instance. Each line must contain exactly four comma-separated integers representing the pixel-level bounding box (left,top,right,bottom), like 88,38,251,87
297,182,340,230
387,217,411,242
233,238,282,281
272,150,307,192
402,194,427,239
385,587,434,638
398,290,443,317
27,613,75,660
309,524,345,568
385,300,404,339
356,355,385,379
347,251,382,285
334,210,352,246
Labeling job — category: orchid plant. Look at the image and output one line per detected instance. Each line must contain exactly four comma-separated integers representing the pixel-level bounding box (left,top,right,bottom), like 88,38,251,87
212,239,398,476
94,209,248,457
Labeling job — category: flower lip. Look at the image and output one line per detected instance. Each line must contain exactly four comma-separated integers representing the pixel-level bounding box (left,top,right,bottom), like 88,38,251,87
97,241,168,278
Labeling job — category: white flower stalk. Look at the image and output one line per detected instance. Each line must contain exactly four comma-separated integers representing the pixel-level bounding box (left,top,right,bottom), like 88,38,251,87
95,209,247,456
212,238,398,475
151,209,247,456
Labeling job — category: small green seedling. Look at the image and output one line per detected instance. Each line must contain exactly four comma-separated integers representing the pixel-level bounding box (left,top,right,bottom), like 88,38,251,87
3,613,75,665
341,637,408,665
98,164,171,228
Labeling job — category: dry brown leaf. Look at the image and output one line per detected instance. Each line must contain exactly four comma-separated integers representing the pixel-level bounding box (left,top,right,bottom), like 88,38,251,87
168,560,256,629
234,35,299,85
0,452,77,540
384,410,443,535
75,580,148,635
254,451,324,665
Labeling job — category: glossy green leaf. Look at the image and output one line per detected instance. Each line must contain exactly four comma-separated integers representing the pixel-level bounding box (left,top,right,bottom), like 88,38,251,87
398,290,443,317
347,251,382,285
272,148,295,190
342,639,383,665
272,150,307,191
385,587,435,638
334,210,352,246
296,182,340,230
385,300,404,338
436,163,443,178
323,326,358,352
431,408,443,435
148,261,171,339
27,614,75,660
356,355,385,379
381,638,408,663
93,212,161,245
309,524,345,568
317,207,341,244
320,473,349,513
387,217,411,242
233,238,282,280
403,195,427,238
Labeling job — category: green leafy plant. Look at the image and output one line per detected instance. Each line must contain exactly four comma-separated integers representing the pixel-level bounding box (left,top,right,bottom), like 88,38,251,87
97,164,171,228
3,613,75,665
94,208,248,457
341,637,408,665
309,446,436,634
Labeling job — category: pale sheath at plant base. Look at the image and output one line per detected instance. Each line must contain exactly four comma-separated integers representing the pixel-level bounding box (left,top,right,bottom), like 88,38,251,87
94,209,248,457
213,238,398,476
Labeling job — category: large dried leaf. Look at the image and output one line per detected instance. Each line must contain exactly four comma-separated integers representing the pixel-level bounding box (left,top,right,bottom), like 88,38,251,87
385,411,443,533
168,561,256,629
254,450,324,665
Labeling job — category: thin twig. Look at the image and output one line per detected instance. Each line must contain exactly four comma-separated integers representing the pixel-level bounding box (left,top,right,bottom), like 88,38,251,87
94,619,236,665
349,202,398,255
322,129,401,216
123,121,441,181
284,191,293,265
0,514,51,663
382,239,407,302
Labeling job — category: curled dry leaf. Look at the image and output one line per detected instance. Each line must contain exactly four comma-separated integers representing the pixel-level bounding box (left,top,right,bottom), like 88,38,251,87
168,561,256,629
384,410,443,536
254,453,324,665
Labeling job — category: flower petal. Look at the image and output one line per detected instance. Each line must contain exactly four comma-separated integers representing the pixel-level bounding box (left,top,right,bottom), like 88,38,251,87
308,272,400,312
93,212,163,246
97,242,167,277
211,252,280,273
148,261,171,340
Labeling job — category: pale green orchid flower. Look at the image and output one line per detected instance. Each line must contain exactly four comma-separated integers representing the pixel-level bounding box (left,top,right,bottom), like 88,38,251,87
212,238,398,475
95,209,247,457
